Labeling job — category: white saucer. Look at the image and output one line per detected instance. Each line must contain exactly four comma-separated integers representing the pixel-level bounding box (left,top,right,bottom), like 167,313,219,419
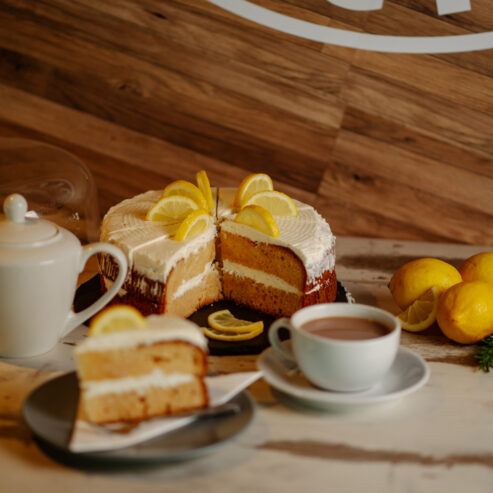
257,344,430,409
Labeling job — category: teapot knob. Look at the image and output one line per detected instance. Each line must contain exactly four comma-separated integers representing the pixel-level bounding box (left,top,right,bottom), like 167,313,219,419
4,194,28,224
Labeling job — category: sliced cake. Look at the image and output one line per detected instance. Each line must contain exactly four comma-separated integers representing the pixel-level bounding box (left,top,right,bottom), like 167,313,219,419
75,314,209,424
98,174,337,320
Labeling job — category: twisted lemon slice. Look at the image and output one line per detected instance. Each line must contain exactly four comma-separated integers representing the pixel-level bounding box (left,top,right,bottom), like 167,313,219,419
234,205,280,238
207,309,264,333
162,180,207,209
242,190,298,217
196,170,214,213
201,326,263,341
89,305,147,336
233,173,273,208
146,195,199,221
173,209,210,241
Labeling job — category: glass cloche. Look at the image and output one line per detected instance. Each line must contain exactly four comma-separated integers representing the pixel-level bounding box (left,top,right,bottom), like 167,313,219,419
0,138,100,244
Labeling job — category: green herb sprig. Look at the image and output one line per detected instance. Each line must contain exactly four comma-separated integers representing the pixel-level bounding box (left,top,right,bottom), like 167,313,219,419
475,335,493,372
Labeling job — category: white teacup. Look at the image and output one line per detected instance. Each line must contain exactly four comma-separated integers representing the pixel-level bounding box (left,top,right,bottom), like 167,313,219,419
269,303,401,392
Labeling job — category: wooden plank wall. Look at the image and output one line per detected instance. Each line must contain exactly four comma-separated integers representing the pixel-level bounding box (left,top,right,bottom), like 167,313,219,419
0,0,492,244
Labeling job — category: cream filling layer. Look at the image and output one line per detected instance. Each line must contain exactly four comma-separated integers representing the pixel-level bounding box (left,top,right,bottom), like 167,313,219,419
223,259,302,295
171,262,217,300
81,369,194,398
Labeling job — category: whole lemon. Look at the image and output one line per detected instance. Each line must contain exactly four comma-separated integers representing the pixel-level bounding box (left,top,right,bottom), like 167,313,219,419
459,252,493,283
389,258,462,310
436,281,493,344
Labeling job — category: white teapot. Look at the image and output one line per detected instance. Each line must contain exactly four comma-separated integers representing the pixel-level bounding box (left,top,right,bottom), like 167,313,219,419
0,193,127,357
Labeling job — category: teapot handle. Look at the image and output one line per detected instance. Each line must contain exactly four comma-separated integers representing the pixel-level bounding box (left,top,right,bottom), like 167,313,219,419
61,243,128,337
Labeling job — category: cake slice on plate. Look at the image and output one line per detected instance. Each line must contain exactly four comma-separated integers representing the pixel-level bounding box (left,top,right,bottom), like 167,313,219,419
75,313,209,424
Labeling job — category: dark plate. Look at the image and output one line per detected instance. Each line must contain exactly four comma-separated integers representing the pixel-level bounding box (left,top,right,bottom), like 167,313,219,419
23,372,255,466
75,276,351,355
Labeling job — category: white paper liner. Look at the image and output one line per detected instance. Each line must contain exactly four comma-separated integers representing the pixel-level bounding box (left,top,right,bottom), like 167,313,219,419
69,371,262,453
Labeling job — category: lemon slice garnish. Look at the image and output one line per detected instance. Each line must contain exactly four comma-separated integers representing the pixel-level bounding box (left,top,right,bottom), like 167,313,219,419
196,170,214,213
146,195,199,221
201,326,263,341
397,286,439,332
233,173,274,208
201,327,264,341
173,209,210,241
162,180,207,209
89,305,147,336
207,309,264,333
234,205,280,238
242,190,298,217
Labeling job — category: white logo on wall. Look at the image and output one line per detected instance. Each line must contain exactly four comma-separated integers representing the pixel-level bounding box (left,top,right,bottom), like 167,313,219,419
208,0,493,53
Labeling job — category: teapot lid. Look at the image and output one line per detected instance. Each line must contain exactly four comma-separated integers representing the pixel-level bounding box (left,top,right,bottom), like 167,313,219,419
0,194,59,247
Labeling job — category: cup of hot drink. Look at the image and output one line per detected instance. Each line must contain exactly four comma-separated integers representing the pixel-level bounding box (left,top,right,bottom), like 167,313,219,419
269,303,401,392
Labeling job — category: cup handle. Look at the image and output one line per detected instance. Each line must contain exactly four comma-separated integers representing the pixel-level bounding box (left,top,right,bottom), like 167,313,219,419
268,318,296,365
61,243,128,337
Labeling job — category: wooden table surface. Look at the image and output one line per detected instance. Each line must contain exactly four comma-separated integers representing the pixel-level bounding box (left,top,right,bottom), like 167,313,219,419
1,236,492,492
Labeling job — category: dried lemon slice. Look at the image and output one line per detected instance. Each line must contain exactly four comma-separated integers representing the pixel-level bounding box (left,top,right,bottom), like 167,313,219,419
201,325,264,341
233,173,273,208
196,170,214,213
162,180,207,209
146,195,199,221
242,190,298,217
89,305,147,336
207,309,264,333
397,286,439,332
173,209,210,241
234,205,280,238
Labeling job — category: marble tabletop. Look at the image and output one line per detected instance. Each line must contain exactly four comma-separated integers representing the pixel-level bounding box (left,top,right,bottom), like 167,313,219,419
1,236,492,492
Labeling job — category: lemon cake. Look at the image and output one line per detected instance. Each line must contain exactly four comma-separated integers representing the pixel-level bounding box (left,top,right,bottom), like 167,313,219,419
75,314,208,424
99,183,337,319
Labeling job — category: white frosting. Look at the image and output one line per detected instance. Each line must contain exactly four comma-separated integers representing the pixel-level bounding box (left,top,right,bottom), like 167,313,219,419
100,190,216,282
219,189,335,281
81,369,194,398
100,187,335,287
75,314,208,354
223,259,302,295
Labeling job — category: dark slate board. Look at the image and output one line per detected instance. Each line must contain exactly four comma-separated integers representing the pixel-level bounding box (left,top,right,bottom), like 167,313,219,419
74,275,350,355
